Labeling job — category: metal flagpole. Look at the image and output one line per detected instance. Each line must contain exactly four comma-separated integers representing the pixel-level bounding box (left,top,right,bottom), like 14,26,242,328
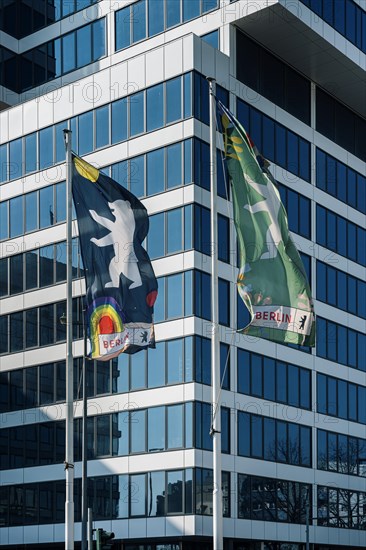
81,324,88,550
64,129,74,550
207,77,223,550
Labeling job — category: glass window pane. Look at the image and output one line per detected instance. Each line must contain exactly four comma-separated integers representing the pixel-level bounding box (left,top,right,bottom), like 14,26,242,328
54,122,66,164
9,138,22,180
130,473,146,516
147,84,164,131
25,191,38,233
130,155,145,198
148,213,164,259
39,186,54,229
147,342,165,388
132,0,146,42
40,304,54,346
10,254,23,295
112,411,129,456
287,131,299,175
25,133,37,174
148,0,164,36
167,404,183,448
25,308,38,349
148,406,165,452
0,202,8,240
55,241,67,282
251,415,263,457
0,144,8,183
78,111,93,155
183,0,200,21
92,18,106,60
0,258,8,297
167,142,182,189
148,471,165,516
167,208,182,254
167,273,183,318
111,99,127,144
130,91,145,136
39,245,54,287
167,339,183,384
147,148,164,195
62,32,76,73
39,127,53,170
166,0,180,27
238,412,250,456
167,470,183,513
202,29,219,49
95,105,109,149
263,357,275,401
166,77,182,123
115,7,131,50
130,351,146,390
9,196,23,238
76,24,92,67
55,181,66,223
130,410,146,453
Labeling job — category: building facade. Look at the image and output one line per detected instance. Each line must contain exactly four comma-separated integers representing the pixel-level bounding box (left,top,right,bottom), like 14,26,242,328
0,0,366,548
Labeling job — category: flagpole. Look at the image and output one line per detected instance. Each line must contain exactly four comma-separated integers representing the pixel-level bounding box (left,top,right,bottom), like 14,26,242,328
64,129,74,550
207,77,223,550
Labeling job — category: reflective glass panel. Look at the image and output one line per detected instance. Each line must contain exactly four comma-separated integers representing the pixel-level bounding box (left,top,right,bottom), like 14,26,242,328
147,148,164,195
39,127,53,170
25,192,38,233
92,19,106,60
132,0,146,42
148,406,165,452
115,7,131,50
76,24,91,67
166,77,181,123
62,32,76,73
111,99,127,144
25,133,37,174
167,404,183,448
9,196,23,238
130,92,145,136
9,139,22,180
39,186,54,229
148,0,164,36
78,111,93,155
147,84,164,131
148,471,165,516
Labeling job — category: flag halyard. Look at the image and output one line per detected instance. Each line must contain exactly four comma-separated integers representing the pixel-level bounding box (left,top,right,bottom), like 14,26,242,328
72,155,158,359
220,102,315,346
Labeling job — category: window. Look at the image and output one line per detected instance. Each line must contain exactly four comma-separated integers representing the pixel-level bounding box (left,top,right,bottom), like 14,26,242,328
238,411,311,467
237,98,311,181
238,349,311,409
317,205,366,266
317,88,366,162
238,473,311,524
317,484,366,528
278,183,311,239
202,30,219,49
317,371,366,423
317,261,366,319
236,31,310,124
116,0,218,49
300,0,366,54
316,149,366,213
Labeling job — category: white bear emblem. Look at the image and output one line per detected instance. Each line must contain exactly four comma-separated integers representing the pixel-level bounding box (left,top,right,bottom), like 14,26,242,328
89,199,142,290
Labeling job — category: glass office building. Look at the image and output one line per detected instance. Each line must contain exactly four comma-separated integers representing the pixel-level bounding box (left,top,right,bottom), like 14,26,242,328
0,0,365,548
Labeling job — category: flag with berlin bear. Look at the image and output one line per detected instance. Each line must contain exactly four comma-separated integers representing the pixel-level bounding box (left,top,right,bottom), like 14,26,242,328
72,155,158,360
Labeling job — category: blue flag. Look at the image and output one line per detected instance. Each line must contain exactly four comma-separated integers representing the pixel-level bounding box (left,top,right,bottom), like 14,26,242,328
72,155,158,359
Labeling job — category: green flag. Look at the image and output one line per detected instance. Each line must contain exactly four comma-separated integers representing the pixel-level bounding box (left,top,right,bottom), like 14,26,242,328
220,103,315,346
